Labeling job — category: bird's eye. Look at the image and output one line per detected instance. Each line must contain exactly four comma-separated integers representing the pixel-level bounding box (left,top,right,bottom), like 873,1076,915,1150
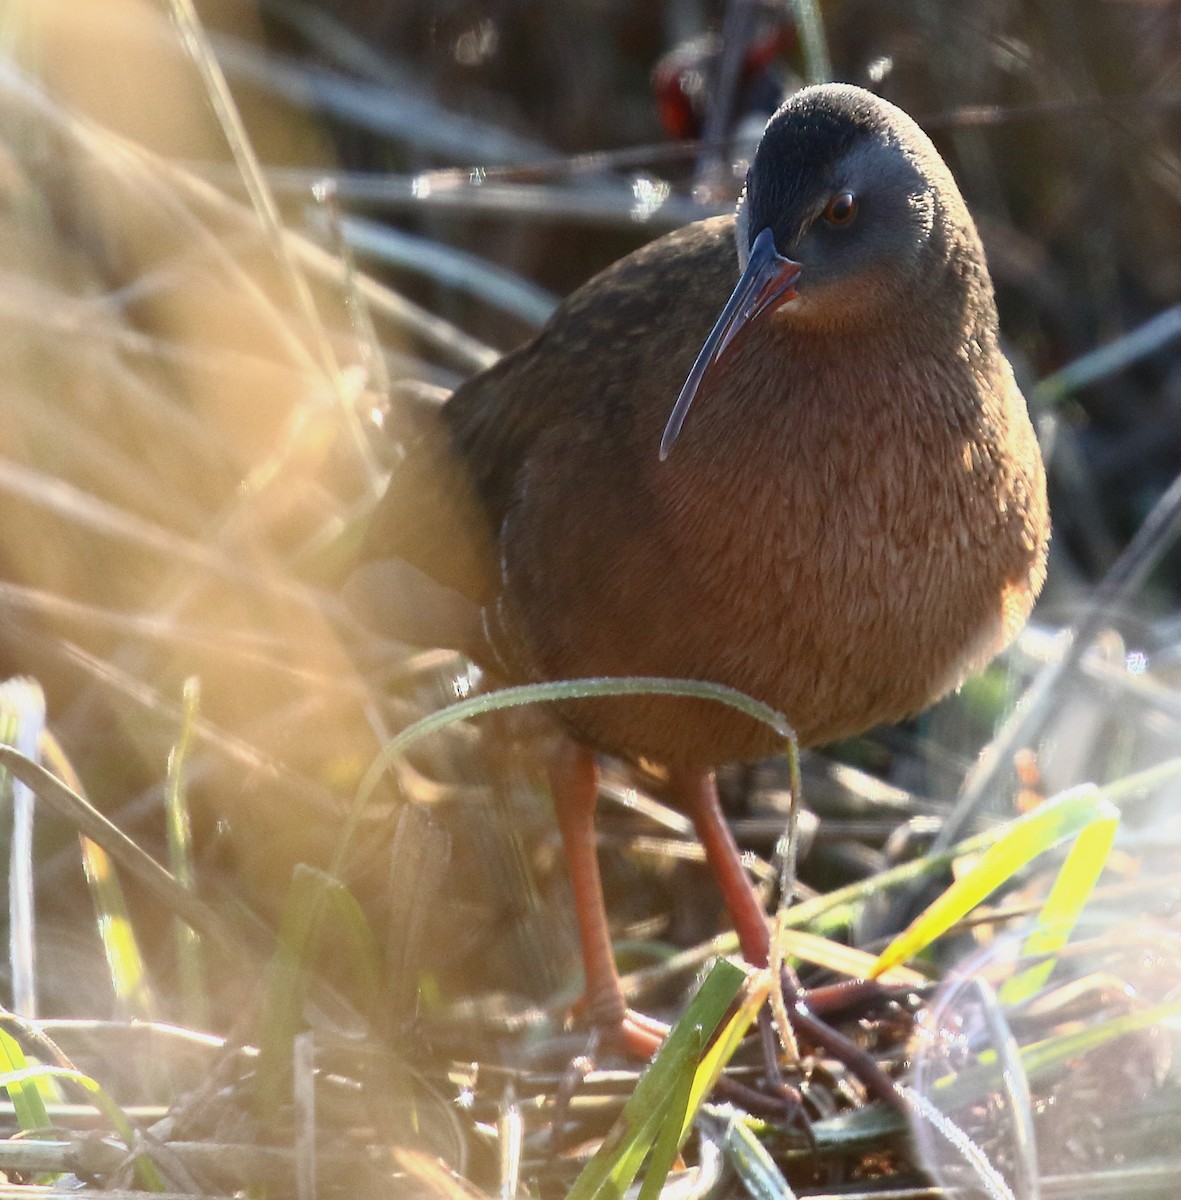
823,191,858,227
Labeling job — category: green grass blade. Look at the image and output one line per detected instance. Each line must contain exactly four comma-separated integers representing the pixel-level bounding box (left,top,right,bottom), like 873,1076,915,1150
164,676,208,1029
79,836,156,1021
0,747,251,967
926,996,1181,1116
718,1111,800,1200
872,785,1109,977
636,1026,702,1200
811,997,1181,1150
567,958,745,1200
999,807,1119,1004
0,1064,165,1190
255,864,383,1118
567,1034,699,1200
1018,996,1181,1081
0,1029,51,1132
773,758,1181,950
681,972,768,1138
345,677,789,875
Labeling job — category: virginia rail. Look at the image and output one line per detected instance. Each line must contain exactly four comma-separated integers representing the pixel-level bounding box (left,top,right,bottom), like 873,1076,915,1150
354,84,1049,1076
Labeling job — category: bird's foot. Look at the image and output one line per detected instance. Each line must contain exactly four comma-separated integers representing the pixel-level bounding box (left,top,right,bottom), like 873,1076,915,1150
567,983,670,1058
605,1007,670,1059
571,1004,800,1122
575,981,906,1120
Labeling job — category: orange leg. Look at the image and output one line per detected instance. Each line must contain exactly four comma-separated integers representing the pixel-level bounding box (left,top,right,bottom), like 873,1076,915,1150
548,743,667,1056
669,769,772,969
672,768,905,1111
551,752,905,1110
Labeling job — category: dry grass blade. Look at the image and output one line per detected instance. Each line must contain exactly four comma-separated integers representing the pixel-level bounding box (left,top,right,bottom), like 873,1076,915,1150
0,1,1179,1196
0,747,251,962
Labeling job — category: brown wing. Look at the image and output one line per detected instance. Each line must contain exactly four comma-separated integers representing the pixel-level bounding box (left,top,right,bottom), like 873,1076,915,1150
443,216,738,540
355,216,738,654
359,379,497,604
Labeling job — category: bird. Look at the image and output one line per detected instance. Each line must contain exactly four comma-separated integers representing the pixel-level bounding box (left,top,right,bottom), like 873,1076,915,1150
351,82,1049,1091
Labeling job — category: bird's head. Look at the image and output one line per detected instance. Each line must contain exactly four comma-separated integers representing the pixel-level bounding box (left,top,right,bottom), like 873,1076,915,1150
660,83,977,460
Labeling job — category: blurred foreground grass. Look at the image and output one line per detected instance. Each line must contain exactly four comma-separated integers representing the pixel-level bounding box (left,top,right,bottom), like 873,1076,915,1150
0,1,1178,1196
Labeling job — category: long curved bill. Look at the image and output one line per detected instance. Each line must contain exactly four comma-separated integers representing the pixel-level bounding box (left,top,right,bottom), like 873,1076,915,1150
659,227,802,461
